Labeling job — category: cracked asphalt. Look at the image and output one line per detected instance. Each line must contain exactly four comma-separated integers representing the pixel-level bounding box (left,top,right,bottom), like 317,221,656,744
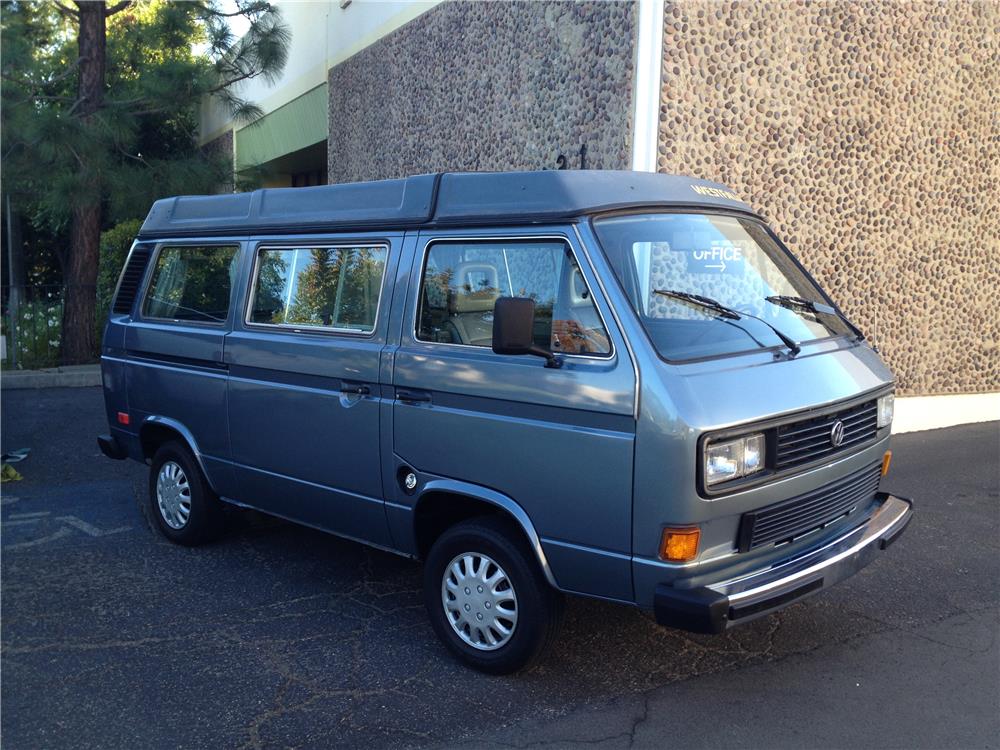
2,387,998,749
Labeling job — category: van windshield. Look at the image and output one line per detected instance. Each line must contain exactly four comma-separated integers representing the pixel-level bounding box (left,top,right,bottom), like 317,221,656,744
593,213,851,361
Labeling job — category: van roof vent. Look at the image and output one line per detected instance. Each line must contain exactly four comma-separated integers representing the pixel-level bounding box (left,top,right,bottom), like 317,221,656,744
112,245,152,315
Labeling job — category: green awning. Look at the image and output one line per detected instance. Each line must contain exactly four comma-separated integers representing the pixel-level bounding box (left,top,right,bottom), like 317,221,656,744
235,83,327,171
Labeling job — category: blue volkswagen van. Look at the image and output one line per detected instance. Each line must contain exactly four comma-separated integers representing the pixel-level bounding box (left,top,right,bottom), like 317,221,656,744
98,171,911,673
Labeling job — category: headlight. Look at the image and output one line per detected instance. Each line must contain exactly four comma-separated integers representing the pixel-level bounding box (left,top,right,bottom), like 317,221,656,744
877,392,894,429
705,433,765,486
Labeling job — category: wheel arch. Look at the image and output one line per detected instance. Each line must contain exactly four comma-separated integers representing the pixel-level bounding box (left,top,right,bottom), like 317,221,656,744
138,416,218,493
412,478,558,589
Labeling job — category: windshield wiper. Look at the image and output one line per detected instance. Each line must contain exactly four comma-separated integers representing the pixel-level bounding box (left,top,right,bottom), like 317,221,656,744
655,289,801,356
766,295,866,342
649,291,770,350
654,289,740,319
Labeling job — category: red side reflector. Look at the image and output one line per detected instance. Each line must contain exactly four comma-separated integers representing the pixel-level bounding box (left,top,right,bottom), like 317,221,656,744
117,412,130,425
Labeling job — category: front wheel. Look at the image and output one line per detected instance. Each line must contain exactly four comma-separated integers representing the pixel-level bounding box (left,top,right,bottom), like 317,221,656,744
423,516,564,674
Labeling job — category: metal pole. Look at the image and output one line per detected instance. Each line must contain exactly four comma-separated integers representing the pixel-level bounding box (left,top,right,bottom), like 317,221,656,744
630,0,665,312
631,0,665,174
5,192,18,368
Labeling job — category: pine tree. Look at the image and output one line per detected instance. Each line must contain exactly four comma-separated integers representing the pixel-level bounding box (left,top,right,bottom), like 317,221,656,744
287,249,335,325
1,0,290,363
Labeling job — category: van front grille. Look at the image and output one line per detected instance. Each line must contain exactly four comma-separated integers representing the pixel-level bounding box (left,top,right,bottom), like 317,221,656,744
774,399,878,470
737,463,882,552
112,246,151,315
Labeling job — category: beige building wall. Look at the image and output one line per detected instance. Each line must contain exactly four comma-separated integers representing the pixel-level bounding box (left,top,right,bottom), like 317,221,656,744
656,0,999,395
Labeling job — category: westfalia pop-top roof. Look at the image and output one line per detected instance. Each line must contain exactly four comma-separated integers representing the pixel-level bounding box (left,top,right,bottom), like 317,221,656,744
137,170,757,239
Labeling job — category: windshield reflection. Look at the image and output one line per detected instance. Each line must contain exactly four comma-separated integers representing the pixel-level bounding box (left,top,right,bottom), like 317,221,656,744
593,213,850,361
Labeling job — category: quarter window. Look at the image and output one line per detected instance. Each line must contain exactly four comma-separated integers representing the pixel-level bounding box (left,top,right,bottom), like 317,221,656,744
143,245,239,324
248,246,388,333
417,239,611,356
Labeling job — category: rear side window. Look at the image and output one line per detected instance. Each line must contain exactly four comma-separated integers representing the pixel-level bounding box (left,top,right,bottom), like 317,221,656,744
247,245,388,334
417,239,611,356
143,245,239,324
112,244,152,315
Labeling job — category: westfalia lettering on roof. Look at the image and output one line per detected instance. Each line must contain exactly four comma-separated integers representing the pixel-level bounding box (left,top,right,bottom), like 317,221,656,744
138,170,757,238
691,184,742,202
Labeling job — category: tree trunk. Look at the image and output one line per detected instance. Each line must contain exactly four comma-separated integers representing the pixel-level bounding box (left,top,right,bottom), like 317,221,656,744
62,205,102,363
60,2,107,365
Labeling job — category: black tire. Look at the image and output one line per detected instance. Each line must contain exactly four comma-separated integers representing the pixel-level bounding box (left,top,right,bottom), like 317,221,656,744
148,441,225,546
423,516,564,674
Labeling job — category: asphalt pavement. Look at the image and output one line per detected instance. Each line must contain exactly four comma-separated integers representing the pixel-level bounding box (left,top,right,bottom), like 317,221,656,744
2,387,998,749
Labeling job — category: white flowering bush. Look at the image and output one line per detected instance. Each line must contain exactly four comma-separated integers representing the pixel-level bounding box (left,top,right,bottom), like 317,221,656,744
4,295,63,369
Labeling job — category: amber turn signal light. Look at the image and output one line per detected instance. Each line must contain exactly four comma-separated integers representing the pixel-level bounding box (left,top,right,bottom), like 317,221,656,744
881,450,892,476
659,527,700,562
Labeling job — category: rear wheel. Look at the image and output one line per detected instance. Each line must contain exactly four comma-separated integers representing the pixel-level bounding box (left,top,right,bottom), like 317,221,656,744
423,516,564,674
148,441,225,546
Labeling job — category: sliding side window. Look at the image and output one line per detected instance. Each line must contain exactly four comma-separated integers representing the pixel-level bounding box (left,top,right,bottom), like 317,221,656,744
248,245,388,334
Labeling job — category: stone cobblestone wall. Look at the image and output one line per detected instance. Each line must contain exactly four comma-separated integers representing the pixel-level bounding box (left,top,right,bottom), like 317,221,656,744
327,1,635,184
658,1,999,395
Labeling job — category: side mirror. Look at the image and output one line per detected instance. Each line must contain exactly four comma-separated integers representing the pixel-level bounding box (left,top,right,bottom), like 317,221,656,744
492,297,562,368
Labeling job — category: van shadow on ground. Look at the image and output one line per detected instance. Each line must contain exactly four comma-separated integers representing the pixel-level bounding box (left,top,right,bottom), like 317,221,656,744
113,478,906,748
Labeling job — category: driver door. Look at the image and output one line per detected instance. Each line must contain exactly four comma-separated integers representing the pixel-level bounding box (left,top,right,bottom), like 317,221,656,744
390,228,637,601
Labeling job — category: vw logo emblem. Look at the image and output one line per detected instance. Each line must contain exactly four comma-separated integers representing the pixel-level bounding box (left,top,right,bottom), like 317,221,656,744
830,420,845,447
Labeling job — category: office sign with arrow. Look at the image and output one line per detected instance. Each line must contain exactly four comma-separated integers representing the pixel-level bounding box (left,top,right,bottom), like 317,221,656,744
684,240,748,275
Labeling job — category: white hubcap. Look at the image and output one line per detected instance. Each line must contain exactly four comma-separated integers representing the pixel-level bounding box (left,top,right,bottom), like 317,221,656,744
442,552,518,651
156,461,191,530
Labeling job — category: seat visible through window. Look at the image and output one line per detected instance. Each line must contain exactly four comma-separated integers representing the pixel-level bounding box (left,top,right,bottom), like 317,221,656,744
446,263,500,346
416,239,611,356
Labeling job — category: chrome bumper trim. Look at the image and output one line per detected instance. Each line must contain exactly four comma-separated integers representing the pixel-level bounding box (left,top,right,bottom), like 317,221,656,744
712,493,912,606
653,492,913,633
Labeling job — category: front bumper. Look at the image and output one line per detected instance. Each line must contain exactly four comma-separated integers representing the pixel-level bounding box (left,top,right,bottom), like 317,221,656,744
653,492,913,633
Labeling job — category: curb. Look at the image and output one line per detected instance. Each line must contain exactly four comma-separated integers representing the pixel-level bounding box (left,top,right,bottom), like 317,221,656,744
1,364,102,390
894,393,1000,434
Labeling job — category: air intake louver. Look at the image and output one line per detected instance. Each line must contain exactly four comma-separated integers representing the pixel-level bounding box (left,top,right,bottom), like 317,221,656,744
111,246,151,315
737,463,882,552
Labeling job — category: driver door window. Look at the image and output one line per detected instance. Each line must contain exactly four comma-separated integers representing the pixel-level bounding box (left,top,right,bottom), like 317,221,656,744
417,239,611,356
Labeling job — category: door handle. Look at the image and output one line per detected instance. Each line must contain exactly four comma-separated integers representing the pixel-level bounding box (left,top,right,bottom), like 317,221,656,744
340,382,370,396
397,388,431,404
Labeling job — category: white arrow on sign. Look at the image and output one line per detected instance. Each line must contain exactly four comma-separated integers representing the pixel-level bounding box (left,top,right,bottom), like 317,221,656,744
705,260,727,272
